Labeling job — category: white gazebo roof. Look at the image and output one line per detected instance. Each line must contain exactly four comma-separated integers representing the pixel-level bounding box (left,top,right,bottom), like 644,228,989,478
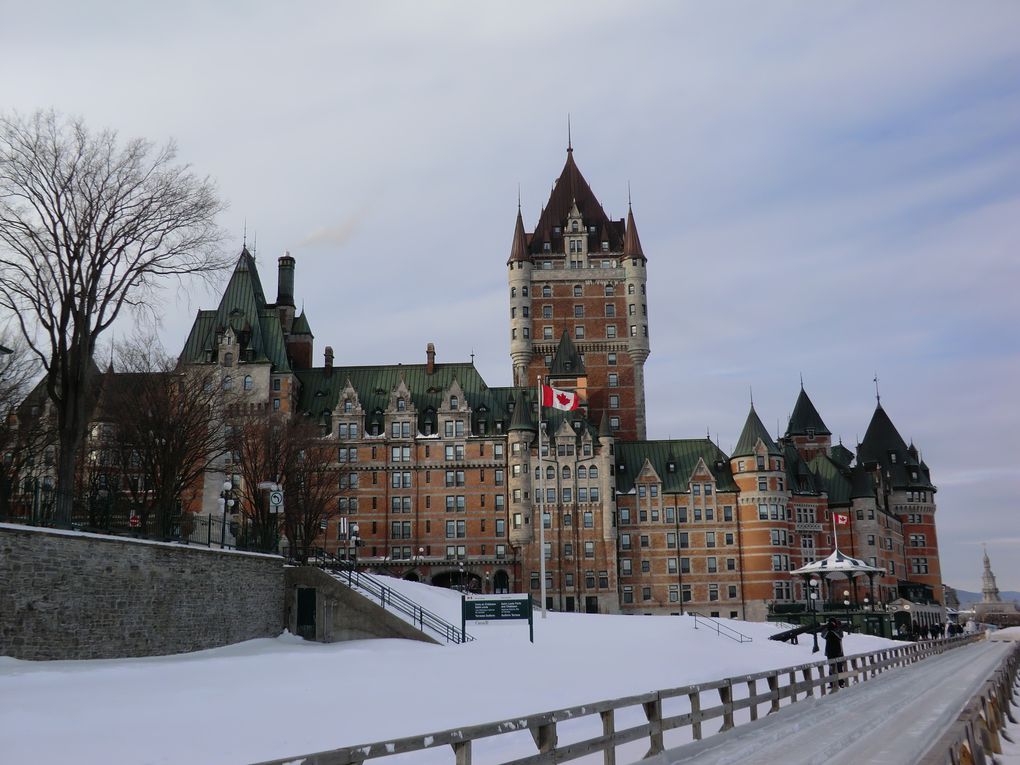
791,548,886,578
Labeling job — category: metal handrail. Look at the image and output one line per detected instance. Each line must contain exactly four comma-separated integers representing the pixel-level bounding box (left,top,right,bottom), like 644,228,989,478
689,610,753,643
316,552,474,645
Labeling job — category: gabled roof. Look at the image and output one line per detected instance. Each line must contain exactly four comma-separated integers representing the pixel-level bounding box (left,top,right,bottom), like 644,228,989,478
529,151,625,254
732,406,782,458
179,248,291,372
615,440,738,494
295,362,516,435
786,387,831,437
549,331,586,377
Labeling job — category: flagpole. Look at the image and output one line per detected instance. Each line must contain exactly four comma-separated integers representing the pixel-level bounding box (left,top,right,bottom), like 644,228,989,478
832,512,838,553
537,374,547,619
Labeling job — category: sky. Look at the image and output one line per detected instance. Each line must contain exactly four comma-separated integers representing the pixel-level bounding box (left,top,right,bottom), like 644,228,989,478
0,571,901,764
2,1,1018,592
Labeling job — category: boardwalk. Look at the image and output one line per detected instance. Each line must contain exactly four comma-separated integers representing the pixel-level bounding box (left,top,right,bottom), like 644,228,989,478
644,640,1013,765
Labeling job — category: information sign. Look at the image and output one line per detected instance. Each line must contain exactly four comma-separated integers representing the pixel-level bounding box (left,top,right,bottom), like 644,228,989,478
462,594,534,642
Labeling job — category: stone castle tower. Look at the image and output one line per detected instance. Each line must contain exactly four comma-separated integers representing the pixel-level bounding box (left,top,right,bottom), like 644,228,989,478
508,146,650,440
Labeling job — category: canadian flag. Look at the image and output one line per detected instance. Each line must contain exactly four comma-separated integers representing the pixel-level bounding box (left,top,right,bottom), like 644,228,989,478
541,384,579,411
834,513,849,526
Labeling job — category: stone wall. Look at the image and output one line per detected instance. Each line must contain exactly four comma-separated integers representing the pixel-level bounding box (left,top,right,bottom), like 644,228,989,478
0,524,284,660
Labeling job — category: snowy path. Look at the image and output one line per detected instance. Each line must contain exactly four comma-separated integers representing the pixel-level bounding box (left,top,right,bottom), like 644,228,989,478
646,639,1011,765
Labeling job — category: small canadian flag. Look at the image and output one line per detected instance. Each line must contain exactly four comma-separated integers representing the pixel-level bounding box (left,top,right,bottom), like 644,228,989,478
834,513,850,526
541,384,579,411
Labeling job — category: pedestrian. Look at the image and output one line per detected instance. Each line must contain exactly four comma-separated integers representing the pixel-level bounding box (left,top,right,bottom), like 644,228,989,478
823,618,845,687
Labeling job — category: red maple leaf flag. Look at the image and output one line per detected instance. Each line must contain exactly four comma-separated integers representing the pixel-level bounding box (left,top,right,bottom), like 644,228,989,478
834,513,849,526
541,384,579,411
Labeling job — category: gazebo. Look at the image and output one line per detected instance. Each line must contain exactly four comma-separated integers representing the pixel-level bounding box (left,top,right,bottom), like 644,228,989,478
791,549,886,607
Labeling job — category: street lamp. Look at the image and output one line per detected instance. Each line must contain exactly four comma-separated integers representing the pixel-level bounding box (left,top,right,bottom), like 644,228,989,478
219,480,234,549
485,570,491,594
350,523,360,568
809,578,820,653
843,589,851,625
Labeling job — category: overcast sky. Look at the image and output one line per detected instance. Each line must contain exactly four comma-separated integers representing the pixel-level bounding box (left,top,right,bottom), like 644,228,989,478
3,1,1018,593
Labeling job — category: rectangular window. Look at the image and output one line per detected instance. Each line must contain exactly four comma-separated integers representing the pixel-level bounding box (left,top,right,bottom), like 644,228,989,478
706,532,716,547
584,541,595,558
679,532,689,548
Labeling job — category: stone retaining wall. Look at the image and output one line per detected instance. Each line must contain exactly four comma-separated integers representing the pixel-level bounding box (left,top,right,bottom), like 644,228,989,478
0,524,284,660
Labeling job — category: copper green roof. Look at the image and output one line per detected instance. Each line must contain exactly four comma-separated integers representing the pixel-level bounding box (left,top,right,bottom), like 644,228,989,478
857,403,934,491
295,362,516,434
732,406,782,458
809,454,852,506
508,389,537,432
615,440,738,494
549,330,585,377
291,311,312,336
179,249,291,371
785,443,822,496
830,443,855,467
786,387,831,437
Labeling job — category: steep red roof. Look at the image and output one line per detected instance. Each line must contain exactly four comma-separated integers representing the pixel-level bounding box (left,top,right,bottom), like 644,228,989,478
507,208,529,265
623,205,645,260
529,151,623,254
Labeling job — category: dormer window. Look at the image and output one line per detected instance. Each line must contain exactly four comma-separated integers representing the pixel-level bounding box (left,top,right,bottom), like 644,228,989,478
756,455,765,470
890,452,897,464
223,352,233,366
397,398,406,412
450,395,458,410
543,243,551,253
667,461,676,473
807,428,815,441
602,241,609,251
571,221,579,232
553,227,561,235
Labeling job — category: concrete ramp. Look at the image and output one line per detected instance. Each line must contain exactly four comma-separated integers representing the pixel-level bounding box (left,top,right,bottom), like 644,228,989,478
284,567,438,645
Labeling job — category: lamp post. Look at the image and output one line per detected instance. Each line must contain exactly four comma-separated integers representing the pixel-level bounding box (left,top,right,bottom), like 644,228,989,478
350,523,360,569
485,569,491,594
843,589,851,626
219,480,234,549
810,577,820,653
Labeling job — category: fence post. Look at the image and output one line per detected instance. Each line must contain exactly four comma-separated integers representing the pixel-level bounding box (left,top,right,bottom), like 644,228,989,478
452,740,471,765
689,690,703,740
601,709,616,765
644,696,664,756
718,681,734,731
530,722,557,755
767,673,780,714
747,679,758,721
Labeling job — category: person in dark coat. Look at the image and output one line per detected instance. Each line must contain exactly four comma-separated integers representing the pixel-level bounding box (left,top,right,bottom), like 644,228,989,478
822,618,845,687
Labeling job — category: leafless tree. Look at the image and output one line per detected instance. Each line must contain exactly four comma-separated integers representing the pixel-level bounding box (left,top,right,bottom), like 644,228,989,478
0,333,51,517
0,110,226,524
283,433,342,563
99,337,228,537
230,413,341,557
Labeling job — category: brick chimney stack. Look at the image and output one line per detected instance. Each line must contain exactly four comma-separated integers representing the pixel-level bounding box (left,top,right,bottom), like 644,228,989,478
324,346,334,375
426,342,436,375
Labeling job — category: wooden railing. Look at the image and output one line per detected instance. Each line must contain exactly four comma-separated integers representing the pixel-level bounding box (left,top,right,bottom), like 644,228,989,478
252,634,981,765
918,638,1020,765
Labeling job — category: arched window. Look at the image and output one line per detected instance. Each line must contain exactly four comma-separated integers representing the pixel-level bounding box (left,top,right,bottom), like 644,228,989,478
397,397,406,411
604,284,614,296
450,396,458,410
589,465,599,479
571,220,579,232
535,467,541,480
511,287,517,298
578,465,588,480
343,400,353,413
628,284,635,295
243,375,253,391
573,284,582,297
223,376,233,391
546,466,555,480
561,465,571,479
223,352,234,366
542,285,551,297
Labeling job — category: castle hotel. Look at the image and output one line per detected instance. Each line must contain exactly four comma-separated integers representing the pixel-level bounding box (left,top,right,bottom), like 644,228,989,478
180,148,944,620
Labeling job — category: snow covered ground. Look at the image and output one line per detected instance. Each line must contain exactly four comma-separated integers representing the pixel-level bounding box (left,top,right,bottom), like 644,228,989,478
0,576,899,765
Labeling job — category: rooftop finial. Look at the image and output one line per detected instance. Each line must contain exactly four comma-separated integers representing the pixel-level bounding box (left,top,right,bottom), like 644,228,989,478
567,114,572,153
628,180,632,209
517,183,521,212
242,218,247,249
470,349,475,365
874,373,881,404
800,372,804,390
252,230,257,255
749,385,754,409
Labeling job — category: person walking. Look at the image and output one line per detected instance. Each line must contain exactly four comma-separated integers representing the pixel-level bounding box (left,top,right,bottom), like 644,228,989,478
823,618,845,688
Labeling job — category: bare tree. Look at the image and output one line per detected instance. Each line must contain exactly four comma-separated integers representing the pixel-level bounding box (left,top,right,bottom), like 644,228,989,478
100,338,228,537
0,333,50,518
283,432,342,563
0,111,226,524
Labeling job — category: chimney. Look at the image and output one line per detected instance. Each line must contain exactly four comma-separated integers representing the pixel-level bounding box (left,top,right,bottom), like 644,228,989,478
426,342,436,375
324,346,334,375
277,251,295,307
